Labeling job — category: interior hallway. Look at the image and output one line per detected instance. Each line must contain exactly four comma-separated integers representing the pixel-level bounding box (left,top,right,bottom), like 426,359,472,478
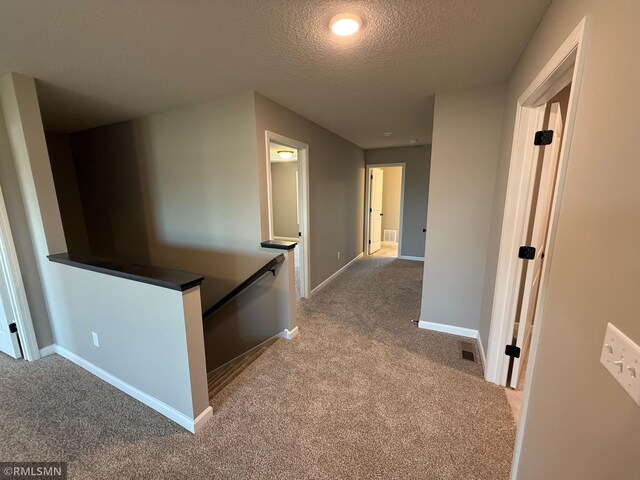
0,255,515,479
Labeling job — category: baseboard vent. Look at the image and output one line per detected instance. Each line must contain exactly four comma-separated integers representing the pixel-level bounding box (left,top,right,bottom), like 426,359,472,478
383,229,397,243
460,340,477,362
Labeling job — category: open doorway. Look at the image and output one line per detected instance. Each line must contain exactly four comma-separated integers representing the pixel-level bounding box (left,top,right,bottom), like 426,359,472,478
365,164,405,258
483,18,587,473
504,83,572,423
265,132,310,298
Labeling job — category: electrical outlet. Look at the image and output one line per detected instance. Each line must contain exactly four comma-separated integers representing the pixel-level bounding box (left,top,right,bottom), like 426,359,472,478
337,251,340,260
92,331,100,348
600,323,640,407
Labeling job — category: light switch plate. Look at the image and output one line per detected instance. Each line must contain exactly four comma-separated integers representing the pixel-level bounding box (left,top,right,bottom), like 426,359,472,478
600,323,640,407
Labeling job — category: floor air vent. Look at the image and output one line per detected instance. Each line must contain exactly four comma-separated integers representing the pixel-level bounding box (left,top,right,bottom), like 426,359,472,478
459,341,477,362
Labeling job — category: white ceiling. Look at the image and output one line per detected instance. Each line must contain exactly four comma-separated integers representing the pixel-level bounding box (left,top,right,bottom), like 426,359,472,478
0,0,551,149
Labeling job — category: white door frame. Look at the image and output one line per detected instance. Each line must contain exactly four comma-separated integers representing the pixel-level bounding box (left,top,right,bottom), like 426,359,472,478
364,163,406,257
478,16,588,478
264,131,311,298
0,180,40,360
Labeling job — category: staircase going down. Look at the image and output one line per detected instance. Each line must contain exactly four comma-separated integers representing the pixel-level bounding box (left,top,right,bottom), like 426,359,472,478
207,339,278,402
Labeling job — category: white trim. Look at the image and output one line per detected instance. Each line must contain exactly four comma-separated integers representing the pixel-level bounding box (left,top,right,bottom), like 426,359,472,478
265,131,311,299
0,181,40,361
486,17,588,389
192,406,214,434
39,344,56,357
53,345,212,433
310,253,363,296
398,255,424,262
476,332,487,370
475,17,588,480
364,163,406,257
418,320,479,339
280,326,299,340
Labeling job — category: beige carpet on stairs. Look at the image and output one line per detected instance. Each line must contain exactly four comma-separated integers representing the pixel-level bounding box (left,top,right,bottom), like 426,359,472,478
0,254,516,479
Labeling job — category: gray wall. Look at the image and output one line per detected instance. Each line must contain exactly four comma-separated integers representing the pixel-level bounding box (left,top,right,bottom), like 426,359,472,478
420,83,505,332
380,166,402,239
0,96,53,348
270,161,298,238
69,92,295,369
45,132,90,255
483,1,640,478
254,93,365,289
365,145,431,258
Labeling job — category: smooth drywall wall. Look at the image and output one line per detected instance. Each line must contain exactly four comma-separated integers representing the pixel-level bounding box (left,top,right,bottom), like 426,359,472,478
52,263,209,423
45,132,90,255
254,93,365,290
420,83,505,331
0,94,52,348
70,92,296,369
365,146,431,257
270,161,298,238
485,1,640,478
380,166,402,239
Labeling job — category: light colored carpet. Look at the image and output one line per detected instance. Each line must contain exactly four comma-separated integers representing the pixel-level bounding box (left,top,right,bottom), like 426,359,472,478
0,255,516,479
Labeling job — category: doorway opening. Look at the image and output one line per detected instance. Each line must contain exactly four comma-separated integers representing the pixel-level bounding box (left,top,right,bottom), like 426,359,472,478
481,16,587,478
503,83,572,424
364,164,405,258
0,181,39,361
264,132,310,299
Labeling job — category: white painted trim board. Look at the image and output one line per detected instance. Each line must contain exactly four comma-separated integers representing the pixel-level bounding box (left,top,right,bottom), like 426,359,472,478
310,253,363,296
53,345,212,433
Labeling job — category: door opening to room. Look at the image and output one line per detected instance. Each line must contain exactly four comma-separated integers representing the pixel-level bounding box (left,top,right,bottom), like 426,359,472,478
266,136,310,298
503,84,572,424
365,165,404,258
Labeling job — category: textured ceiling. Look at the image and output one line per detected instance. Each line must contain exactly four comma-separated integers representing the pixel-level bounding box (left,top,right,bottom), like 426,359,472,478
0,0,551,148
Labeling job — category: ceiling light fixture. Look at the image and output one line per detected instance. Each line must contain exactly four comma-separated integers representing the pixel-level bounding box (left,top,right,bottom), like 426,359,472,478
382,132,394,137
330,13,362,37
277,150,294,160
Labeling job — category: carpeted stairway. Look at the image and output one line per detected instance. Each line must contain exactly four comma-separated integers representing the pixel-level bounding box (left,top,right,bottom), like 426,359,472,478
207,340,275,401
0,254,516,479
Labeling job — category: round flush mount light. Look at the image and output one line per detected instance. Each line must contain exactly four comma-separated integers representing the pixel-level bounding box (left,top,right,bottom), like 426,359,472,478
277,150,294,160
382,132,394,137
330,13,362,37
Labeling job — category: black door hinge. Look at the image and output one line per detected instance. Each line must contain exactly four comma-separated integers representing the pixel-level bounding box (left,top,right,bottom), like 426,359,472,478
505,344,521,358
298,232,301,237
518,246,536,260
9,323,17,333
534,130,554,146
370,174,373,180
368,240,371,244
369,208,372,213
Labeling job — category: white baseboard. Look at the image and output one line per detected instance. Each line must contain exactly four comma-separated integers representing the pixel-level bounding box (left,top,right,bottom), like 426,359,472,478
418,320,479,339
39,344,56,357
310,253,363,296
192,406,214,433
53,345,211,433
280,326,299,340
476,331,486,371
399,255,424,261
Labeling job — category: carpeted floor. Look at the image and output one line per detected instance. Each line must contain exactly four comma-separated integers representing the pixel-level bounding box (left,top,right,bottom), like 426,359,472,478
0,255,516,479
